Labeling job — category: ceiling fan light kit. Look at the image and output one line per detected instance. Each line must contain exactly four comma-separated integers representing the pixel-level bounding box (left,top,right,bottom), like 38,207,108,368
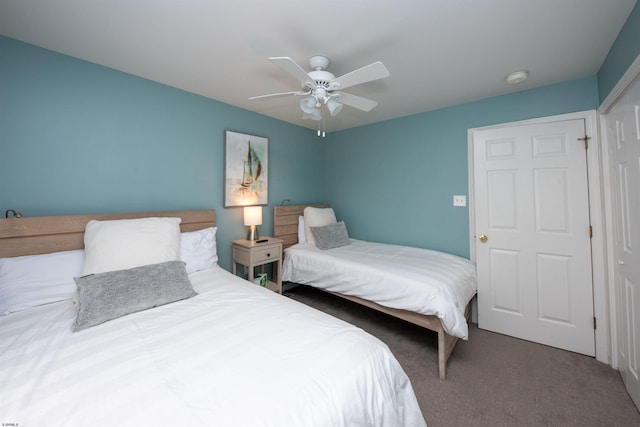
303,108,322,121
326,98,343,116
250,55,390,129
299,96,317,114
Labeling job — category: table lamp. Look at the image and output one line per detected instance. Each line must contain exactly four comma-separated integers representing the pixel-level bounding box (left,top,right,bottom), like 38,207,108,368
243,206,262,241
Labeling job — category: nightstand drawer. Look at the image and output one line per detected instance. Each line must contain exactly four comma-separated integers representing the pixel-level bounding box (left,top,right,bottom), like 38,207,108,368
253,245,280,263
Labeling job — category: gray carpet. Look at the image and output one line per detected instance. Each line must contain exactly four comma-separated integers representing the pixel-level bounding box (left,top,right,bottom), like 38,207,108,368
285,285,640,427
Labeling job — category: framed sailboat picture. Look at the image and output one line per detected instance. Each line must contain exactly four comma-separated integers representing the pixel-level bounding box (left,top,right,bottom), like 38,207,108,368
224,130,269,207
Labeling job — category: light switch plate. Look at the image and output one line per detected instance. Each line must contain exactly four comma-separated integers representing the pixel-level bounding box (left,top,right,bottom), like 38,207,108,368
453,195,467,207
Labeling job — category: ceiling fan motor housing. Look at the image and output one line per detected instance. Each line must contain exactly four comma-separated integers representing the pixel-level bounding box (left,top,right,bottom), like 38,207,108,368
306,56,338,89
307,70,336,88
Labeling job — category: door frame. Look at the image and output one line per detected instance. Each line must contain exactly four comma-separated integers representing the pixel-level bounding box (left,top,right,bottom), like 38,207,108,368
467,110,609,364
598,53,640,371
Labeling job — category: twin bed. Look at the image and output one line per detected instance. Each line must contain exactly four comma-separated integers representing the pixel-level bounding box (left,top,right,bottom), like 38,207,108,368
274,204,477,380
0,210,426,426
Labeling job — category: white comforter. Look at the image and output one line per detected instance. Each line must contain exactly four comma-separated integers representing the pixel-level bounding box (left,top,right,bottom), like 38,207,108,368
283,240,477,339
0,266,426,427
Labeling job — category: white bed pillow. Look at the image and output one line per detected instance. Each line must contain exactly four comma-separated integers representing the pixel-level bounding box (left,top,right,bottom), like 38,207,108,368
82,217,181,276
304,207,337,247
0,249,84,315
180,227,218,273
297,216,307,244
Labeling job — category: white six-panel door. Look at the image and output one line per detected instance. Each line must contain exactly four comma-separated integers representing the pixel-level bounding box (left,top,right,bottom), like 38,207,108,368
603,72,640,408
472,119,595,356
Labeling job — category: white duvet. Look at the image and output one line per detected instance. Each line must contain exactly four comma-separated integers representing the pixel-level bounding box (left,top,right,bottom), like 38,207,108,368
0,266,426,427
282,240,477,339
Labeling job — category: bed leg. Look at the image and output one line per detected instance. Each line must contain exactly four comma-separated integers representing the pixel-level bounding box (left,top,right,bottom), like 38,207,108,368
438,303,471,380
438,329,462,380
438,330,446,380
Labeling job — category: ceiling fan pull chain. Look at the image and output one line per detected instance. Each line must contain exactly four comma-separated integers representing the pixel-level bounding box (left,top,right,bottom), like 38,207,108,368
316,117,326,138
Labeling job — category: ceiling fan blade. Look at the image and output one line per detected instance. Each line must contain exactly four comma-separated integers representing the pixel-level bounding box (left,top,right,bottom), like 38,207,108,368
249,91,309,100
331,61,390,90
335,92,378,112
268,57,314,87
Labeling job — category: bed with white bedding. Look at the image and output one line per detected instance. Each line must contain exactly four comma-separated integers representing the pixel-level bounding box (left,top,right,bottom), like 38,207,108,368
0,210,426,427
274,205,477,380
282,239,477,339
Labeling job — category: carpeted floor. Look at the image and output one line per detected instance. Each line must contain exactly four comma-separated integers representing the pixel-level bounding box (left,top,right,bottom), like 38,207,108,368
285,285,640,427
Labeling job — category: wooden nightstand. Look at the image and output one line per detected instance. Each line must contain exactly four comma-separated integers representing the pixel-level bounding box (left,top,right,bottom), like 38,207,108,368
231,237,283,294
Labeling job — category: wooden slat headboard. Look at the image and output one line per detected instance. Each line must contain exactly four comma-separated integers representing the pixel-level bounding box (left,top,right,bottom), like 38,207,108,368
273,204,328,251
0,210,216,258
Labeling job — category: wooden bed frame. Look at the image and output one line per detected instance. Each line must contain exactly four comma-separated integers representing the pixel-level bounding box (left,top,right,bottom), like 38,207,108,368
274,204,470,380
0,210,216,258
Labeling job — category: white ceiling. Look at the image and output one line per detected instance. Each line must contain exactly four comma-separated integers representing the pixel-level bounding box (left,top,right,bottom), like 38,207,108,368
0,0,636,133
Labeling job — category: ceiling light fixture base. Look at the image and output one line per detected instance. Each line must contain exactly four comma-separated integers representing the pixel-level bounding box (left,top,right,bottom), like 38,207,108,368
506,70,529,85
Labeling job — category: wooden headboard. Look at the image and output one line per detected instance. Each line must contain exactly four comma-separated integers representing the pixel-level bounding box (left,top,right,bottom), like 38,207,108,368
273,204,328,251
0,210,216,258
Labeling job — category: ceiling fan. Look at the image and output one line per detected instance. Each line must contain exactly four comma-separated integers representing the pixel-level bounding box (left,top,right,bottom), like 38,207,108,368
249,56,390,122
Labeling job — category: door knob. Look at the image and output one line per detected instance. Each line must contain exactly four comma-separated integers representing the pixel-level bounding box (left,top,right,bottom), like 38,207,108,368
479,234,488,243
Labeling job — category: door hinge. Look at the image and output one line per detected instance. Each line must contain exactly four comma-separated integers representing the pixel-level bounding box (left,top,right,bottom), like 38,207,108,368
589,225,593,238
578,135,591,149
593,316,597,330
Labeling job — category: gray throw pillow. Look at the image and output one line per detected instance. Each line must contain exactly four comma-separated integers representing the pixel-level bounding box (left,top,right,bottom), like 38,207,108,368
310,221,350,250
73,260,196,332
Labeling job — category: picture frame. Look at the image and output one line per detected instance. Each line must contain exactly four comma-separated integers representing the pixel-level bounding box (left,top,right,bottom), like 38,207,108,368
224,130,269,207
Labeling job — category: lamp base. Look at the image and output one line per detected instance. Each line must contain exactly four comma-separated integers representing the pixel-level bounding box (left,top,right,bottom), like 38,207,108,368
246,225,259,241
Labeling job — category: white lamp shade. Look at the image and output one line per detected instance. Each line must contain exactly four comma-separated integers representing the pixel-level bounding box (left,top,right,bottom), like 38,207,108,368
326,99,343,116
303,108,322,121
243,206,263,226
299,96,317,114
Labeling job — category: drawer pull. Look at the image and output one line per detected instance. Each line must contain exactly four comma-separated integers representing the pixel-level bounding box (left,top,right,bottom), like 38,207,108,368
266,253,271,257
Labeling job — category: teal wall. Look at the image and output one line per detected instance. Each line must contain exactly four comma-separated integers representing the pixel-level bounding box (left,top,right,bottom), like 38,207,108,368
0,36,326,269
326,1,640,259
3,2,639,266
326,77,599,258
597,1,640,103
326,0,640,259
